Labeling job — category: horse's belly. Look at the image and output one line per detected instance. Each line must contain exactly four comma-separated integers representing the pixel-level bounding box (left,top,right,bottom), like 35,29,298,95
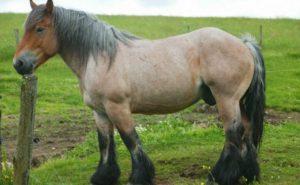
131,79,203,114
132,94,200,114
132,99,199,114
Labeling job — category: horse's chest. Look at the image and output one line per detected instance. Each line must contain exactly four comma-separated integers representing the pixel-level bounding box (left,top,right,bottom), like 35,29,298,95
82,89,105,111
81,76,106,111
81,60,108,110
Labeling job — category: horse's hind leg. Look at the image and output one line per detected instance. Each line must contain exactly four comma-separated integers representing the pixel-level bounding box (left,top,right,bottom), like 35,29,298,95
239,104,260,182
91,111,120,185
105,101,155,185
207,97,259,185
207,98,243,185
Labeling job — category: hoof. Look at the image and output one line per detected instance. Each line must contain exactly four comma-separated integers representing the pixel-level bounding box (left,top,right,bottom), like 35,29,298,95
208,142,260,185
129,167,155,185
208,144,242,185
90,163,120,185
128,150,155,185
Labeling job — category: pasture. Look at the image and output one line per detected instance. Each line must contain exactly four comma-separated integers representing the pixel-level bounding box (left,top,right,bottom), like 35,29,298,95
0,14,300,185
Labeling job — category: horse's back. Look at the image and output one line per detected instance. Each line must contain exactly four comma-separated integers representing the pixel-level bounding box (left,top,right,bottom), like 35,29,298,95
116,27,254,114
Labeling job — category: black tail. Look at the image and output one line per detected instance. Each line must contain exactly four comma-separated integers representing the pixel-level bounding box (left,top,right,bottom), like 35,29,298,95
242,35,266,148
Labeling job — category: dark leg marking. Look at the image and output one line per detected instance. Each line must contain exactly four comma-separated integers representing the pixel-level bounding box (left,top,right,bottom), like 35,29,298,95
119,129,155,185
201,84,216,106
208,120,260,185
240,139,260,182
91,131,120,185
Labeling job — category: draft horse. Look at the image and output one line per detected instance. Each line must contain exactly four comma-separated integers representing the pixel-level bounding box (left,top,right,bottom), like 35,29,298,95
13,0,265,184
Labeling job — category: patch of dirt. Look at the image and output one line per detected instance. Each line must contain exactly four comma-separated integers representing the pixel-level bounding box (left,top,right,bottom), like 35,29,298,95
264,109,300,124
180,164,209,179
190,104,300,125
179,163,250,185
1,109,94,167
155,177,172,185
157,157,210,184
194,104,218,115
157,157,190,165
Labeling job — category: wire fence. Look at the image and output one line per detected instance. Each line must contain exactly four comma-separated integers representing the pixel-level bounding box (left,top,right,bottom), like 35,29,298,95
266,69,300,73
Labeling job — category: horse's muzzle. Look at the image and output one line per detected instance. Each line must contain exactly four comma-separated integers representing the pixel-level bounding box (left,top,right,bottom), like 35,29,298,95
13,52,37,75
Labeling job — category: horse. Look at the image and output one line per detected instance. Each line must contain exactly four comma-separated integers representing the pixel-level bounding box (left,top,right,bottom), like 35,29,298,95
13,0,265,185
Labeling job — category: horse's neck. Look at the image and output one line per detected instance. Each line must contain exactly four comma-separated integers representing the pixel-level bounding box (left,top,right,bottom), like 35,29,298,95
59,52,86,79
59,51,111,84
59,38,125,79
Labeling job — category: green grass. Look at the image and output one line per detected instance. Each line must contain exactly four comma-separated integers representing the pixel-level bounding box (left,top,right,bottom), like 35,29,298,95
1,14,300,114
0,14,300,185
29,117,300,185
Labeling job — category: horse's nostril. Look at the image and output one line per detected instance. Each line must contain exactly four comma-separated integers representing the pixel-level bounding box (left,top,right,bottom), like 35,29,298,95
13,55,34,75
17,60,24,67
14,59,24,68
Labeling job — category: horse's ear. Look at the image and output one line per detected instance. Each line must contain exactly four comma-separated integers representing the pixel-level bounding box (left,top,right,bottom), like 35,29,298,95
30,0,37,9
46,0,54,13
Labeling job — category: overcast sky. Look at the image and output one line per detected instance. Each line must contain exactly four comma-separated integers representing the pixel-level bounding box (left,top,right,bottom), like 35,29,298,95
0,0,299,19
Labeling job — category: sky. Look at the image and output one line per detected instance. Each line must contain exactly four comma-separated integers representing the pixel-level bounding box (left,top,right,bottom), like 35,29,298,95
0,0,299,19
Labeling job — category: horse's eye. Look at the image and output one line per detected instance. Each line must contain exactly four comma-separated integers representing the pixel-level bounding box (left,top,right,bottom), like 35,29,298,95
36,27,45,33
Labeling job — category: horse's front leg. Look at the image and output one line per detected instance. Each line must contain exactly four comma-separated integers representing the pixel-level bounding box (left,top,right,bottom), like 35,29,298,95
105,101,155,185
91,111,120,185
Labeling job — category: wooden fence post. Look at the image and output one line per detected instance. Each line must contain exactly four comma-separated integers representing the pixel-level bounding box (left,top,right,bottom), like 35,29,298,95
13,75,37,185
14,29,20,46
259,25,263,47
0,96,2,173
187,25,191,32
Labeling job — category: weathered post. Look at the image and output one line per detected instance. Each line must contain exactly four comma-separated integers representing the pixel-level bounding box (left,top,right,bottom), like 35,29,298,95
14,29,20,46
13,75,37,185
187,25,191,32
0,96,2,173
259,25,263,47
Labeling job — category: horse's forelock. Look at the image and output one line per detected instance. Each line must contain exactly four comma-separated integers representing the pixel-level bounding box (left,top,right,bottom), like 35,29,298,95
25,5,47,30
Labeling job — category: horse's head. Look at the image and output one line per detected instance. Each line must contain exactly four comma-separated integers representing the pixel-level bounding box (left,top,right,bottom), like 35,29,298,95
13,0,58,75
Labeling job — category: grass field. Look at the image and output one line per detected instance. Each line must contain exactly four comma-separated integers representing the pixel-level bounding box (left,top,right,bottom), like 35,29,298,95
29,119,300,185
0,14,300,185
